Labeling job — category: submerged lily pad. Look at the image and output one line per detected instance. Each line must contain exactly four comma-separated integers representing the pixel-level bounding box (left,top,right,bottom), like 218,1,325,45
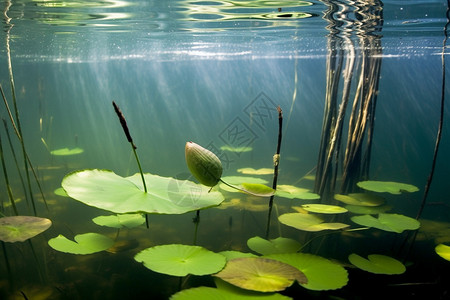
279,213,349,232
351,213,420,233
134,244,226,277
435,244,450,261
50,147,84,156
0,216,52,242
214,257,307,292
92,214,145,229
219,251,258,261
237,168,273,175
48,233,114,254
219,176,268,193
301,204,348,214
345,204,392,215
267,253,349,291
275,185,320,200
240,182,275,197
334,193,384,206
62,169,224,214
357,181,419,194
220,145,253,153
348,254,406,274
170,286,291,300
247,236,301,255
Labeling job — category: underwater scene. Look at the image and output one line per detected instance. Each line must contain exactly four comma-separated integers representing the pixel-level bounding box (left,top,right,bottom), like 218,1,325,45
1,0,450,299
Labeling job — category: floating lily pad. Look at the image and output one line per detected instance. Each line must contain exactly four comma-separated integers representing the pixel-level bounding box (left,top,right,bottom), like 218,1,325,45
54,187,69,197
267,253,349,291
220,145,253,153
48,233,114,254
62,169,224,214
351,213,420,233
214,257,307,292
275,185,320,200
237,168,273,175
219,176,268,193
50,147,84,156
357,181,419,194
435,244,450,261
345,204,392,215
219,251,258,261
334,193,384,206
134,244,226,277
0,216,52,242
170,286,291,300
348,254,406,274
279,213,349,232
247,236,301,255
240,183,275,197
92,214,145,229
301,204,348,214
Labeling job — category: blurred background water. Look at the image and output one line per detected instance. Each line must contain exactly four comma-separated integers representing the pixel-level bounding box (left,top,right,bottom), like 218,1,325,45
0,0,450,299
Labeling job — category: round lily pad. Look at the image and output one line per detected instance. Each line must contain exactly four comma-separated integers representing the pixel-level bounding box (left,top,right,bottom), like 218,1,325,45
237,168,273,175
134,244,226,277
334,193,384,206
214,257,307,292
301,204,348,214
351,213,420,233
348,254,406,275
275,185,320,200
278,213,349,232
435,244,450,261
50,147,84,156
219,251,258,261
48,233,114,254
0,216,52,242
170,286,291,300
92,214,145,229
357,181,419,194
247,236,301,255
62,169,224,214
267,253,348,291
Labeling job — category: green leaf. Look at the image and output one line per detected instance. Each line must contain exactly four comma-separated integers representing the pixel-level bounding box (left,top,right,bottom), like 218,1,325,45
267,253,349,291
348,254,406,275
435,244,450,261
279,213,349,232
92,214,145,229
219,251,258,261
220,145,253,153
48,233,114,254
237,167,273,175
345,204,392,215
0,216,52,243
334,193,384,206
275,185,320,200
219,176,269,194
357,181,419,194
62,169,224,214
301,204,348,214
134,244,226,277
351,213,420,233
247,236,301,255
214,257,307,292
240,183,275,197
50,147,84,156
170,286,292,300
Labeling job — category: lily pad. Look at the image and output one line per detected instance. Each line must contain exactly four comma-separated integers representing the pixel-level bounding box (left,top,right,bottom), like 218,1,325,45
351,213,420,233
334,193,384,206
219,176,268,193
50,147,84,156
62,169,224,214
247,236,301,255
48,233,114,254
237,168,273,175
134,244,226,277
279,213,349,232
348,254,406,274
435,244,450,261
54,187,69,197
220,145,253,153
170,286,291,300
0,216,52,242
214,257,307,292
275,185,320,200
345,204,392,215
219,251,258,261
301,204,348,214
357,181,419,194
92,214,145,229
267,253,349,291
240,183,275,197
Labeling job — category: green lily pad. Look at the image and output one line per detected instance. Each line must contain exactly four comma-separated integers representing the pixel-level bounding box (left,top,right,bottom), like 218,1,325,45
247,236,301,255
219,251,258,261
351,213,420,233
62,169,224,214
134,244,226,277
357,181,419,194
170,286,292,300
54,187,69,197
237,168,273,175
345,204,392,215
275,185,320,200
0,216,52,242
219,176,268,193
334,193,384,206
435,244,450,261
240,183,275,197
220,145,253,153
267,253,348,291
301,204,348,214
348,254,406,274
48,233,114,254
279,213,349,232
50,147,84,156
214,257,307,292
92,214,145,229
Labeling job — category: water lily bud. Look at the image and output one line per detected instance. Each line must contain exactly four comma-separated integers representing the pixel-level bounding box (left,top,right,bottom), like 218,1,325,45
185,142,223,187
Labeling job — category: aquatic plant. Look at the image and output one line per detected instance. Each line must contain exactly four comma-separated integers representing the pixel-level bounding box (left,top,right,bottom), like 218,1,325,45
48,233,114,255
0,216,51,243
170,285,291,300
357,180,419,194
350,213,420,233
348,254,406,275
435,244,450,261
278,212,349,232
49,147,84,156
92,213,145,229
247,237,302,255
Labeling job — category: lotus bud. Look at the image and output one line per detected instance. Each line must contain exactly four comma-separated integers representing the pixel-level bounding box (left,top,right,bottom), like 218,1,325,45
185,141,223,187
